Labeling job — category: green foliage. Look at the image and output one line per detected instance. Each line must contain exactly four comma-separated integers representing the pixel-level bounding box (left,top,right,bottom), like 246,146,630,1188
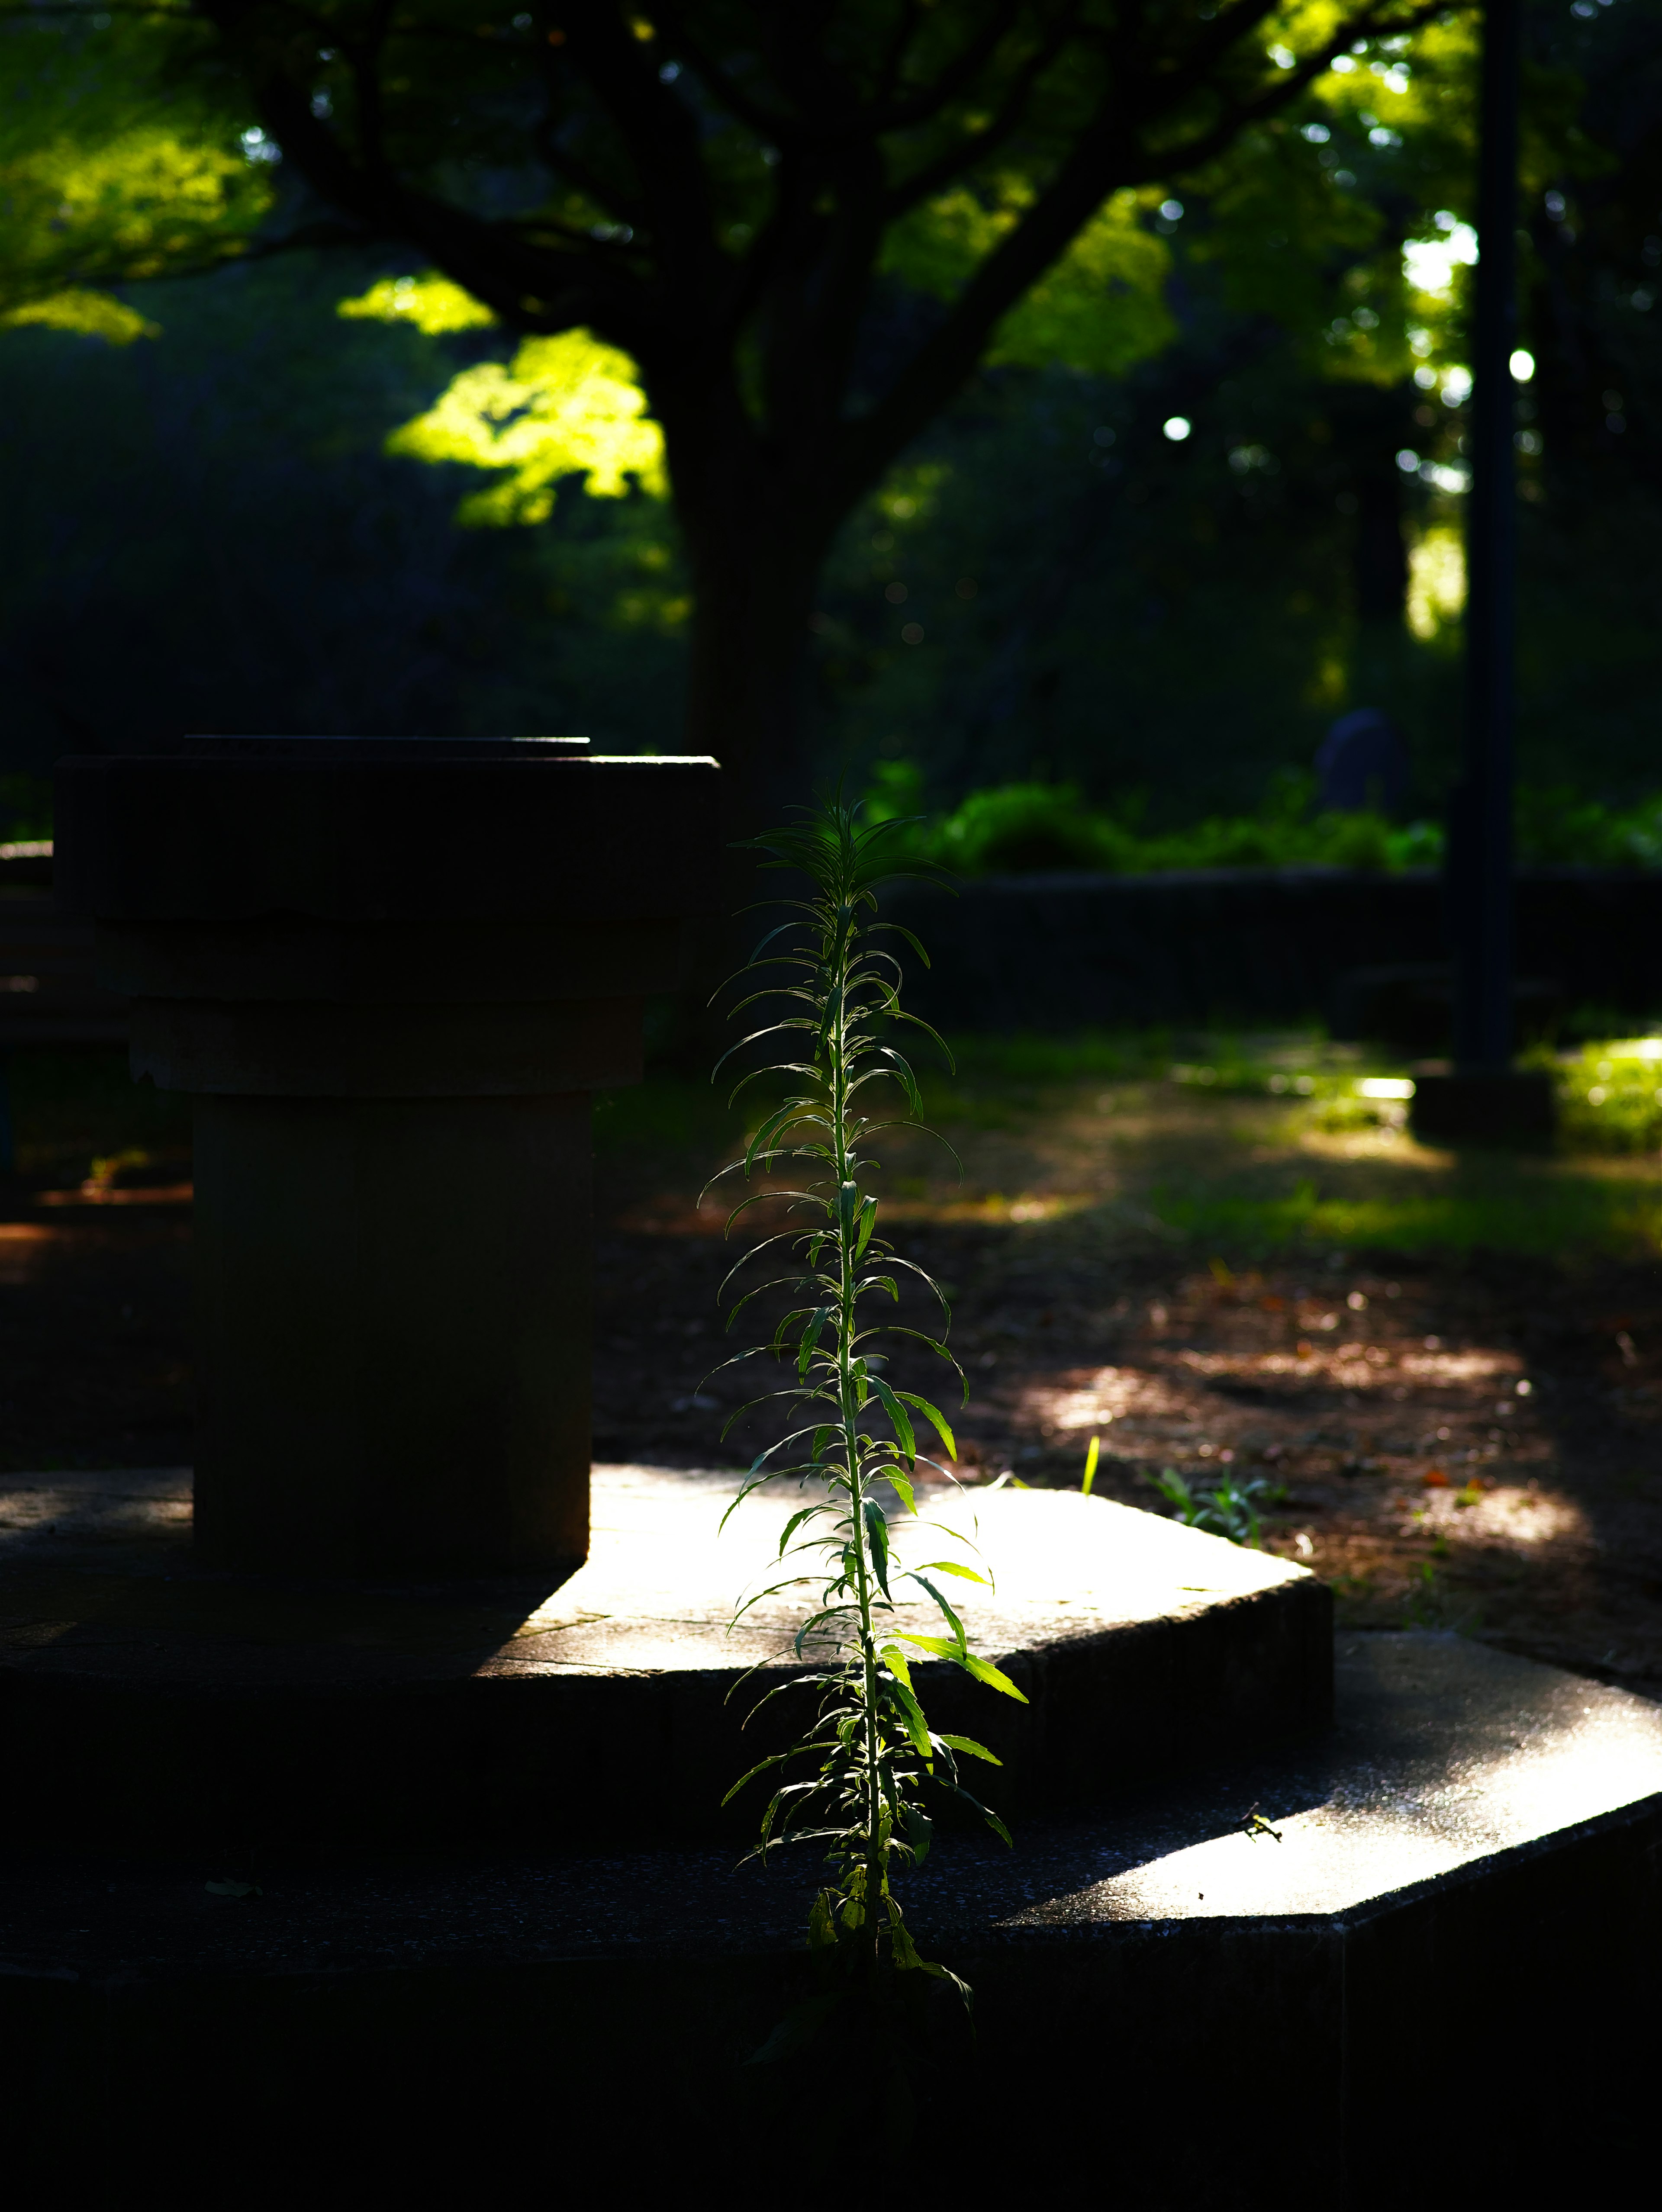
1153,1467,1287,1547
865,763,1445,875
337,274,496,338
0,247,692,762
711,794,1020,2037
883,183,1178,379
3,288,156,344
1150,1169,1662,1260
1514,787,1662,869
0,7,269,332
863,765,1662,878
1553,1038,1662,1154
377,320,669,527
1,1,1657,833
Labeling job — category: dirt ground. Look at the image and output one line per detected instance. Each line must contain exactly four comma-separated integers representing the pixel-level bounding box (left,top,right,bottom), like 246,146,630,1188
4,1051,1661,1694
593,1071,1662,1695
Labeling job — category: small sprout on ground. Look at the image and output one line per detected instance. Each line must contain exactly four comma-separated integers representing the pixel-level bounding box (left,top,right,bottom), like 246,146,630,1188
1153,1466,1286,1547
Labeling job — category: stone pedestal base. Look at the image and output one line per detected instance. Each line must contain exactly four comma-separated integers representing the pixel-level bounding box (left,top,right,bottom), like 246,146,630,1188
193,1092,593,1577
56,739,722,1581
5,1635,1656,2204
0,1466,1329,1854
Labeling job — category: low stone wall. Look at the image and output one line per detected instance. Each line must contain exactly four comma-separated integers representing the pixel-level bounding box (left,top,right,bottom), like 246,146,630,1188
881,866,1662,1033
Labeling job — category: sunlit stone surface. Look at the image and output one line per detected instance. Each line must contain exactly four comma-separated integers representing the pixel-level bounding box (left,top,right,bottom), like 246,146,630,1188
0,1466,1330,1851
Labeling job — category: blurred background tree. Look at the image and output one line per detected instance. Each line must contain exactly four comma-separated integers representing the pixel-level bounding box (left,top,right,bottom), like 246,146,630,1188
0,0,1658,846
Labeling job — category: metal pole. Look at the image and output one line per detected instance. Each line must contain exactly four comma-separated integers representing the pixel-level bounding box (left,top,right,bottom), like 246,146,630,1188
1453,0,1520,1072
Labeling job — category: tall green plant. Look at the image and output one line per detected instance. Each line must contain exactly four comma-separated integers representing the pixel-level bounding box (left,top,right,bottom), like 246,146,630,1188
709,792,1025,2043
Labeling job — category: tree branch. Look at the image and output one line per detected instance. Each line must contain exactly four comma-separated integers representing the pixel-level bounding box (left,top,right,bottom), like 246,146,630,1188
559,7,725,308
840,0,1459,504
882,4,1084,218
1123,0,1459,182
197,4,661,345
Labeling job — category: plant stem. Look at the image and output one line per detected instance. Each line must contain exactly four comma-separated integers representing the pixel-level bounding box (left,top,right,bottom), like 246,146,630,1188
828,903,884,1969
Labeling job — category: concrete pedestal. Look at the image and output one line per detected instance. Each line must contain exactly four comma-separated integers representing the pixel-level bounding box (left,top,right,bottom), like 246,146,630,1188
193,1092,593,1575
55,737,719,1577
0,1468,1330,1855
4,1634,1656,2203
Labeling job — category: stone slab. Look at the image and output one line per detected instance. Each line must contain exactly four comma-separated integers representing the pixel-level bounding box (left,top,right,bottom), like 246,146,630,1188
55,744,723,923
2,1636,1655,2202
0,1464,1330,1853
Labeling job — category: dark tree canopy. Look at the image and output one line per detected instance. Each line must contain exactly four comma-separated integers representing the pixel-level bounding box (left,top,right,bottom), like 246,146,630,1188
197,0,1452,808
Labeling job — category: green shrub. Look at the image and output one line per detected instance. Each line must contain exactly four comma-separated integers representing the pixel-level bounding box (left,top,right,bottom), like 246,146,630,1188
1554,1037,1662,1152
860,761,1662,879
931,781,1131,873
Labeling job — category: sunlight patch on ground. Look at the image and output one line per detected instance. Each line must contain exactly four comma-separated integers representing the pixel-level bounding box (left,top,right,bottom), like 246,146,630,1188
1023,1366,1186,1432
1404,1483,1587,1549
615,1186,1099,1234
1298,1126,1454,1167
0,1223,52,1285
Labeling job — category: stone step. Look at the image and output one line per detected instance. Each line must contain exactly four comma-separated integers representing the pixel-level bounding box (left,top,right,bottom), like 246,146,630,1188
1,1465,1330,1854
3,1634,1655,2201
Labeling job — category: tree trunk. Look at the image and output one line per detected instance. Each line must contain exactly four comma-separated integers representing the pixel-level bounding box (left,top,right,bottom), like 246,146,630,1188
657,385,847,840
680,521,822,833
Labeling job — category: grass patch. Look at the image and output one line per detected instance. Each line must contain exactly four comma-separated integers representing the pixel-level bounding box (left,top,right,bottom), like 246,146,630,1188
1151,1168,1662,1260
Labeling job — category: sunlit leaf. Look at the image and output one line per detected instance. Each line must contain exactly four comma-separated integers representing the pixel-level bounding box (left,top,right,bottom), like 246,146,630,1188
934,1733,1002,1765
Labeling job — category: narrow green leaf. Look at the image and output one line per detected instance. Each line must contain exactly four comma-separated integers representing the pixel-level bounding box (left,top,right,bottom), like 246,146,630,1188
867,1373,917,1464
777,1503,828,1555
796,1304,832,1377
808,1889,838,1952
720,1750,793,1806
863,1499,892,1599
893,1633,963,1659
933,1733,1002,1765
980,1806,1015,1848
884,1673,933,1761
920,1960,975,2014
903,1804,933,1866
961,1653,1029,1703
912,1573,967,1654
889,1916,924,1970
895,1390,956,1461
894,1634,1029,1702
